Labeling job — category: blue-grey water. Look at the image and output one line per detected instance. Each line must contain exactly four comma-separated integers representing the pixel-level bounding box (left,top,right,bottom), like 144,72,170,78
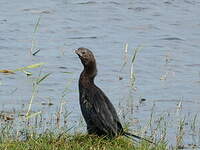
0,0,200,148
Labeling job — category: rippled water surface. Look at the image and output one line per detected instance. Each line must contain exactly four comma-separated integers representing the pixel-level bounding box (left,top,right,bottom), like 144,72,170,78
0,0,200,147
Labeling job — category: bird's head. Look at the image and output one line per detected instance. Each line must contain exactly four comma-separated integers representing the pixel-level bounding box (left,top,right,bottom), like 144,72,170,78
75,47,96,67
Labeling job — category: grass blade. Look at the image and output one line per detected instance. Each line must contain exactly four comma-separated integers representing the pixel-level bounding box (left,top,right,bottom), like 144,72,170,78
25,111,42,119
34,16,41,33
14,63,45,72
30,16,41,55
36,73,51,84
0,70,15,74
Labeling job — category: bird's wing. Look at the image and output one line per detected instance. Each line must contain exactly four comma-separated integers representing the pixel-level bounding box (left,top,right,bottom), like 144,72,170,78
90,87,123,136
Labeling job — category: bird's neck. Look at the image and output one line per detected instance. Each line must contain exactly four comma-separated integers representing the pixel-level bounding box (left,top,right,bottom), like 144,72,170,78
85,62,97,77
80,62,97,85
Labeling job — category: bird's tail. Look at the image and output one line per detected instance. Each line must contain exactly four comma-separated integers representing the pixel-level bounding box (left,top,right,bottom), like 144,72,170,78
124,132,155,144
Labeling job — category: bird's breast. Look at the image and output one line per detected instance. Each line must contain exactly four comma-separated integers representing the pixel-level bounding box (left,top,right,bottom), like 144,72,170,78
80,90,92,110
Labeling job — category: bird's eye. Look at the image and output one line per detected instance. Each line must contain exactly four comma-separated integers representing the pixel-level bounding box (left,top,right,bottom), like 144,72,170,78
82,51,86,55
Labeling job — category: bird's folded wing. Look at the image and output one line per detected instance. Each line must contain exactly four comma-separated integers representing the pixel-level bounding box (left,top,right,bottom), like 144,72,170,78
91,88,121,135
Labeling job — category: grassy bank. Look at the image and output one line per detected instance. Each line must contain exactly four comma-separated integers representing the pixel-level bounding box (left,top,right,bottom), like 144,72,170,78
0,132,166,150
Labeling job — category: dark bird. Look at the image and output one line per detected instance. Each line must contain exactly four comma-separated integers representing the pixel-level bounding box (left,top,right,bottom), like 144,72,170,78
75,47,153,143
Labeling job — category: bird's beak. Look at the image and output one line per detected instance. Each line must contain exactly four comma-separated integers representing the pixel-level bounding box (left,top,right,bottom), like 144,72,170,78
75,49,82,57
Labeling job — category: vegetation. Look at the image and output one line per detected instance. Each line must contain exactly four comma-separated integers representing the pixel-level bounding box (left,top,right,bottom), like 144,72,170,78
0,131,167,150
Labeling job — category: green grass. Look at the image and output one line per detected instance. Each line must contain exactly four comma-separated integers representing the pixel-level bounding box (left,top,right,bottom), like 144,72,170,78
0,133,167,150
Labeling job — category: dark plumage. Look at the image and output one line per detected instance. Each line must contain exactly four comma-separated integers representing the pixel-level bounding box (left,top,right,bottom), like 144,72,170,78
75,47,153,143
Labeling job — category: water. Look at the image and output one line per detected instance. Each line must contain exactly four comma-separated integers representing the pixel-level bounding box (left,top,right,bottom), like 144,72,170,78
0,0,200,147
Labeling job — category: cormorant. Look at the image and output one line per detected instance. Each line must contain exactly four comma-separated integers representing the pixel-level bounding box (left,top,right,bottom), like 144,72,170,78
75,47,153,143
